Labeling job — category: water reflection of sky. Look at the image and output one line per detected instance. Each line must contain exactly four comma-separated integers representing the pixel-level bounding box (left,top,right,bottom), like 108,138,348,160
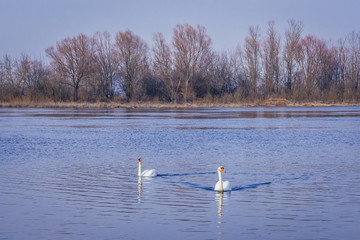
0,107,360,240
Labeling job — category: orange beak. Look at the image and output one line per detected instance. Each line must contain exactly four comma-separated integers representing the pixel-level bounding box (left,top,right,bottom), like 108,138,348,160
221,168,225,172
138,159,141,163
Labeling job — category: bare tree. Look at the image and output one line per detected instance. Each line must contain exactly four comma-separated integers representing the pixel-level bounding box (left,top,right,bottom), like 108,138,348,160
27,58,50,100
297,35,327,99
93,31,118,100
1,54,30,98
14,54,33,97
0,54,51,101
226,45,250,101
114,30,148,101
244,25,261,100
152,32,176,102
172,24,213,101
46,34,95,101
0,58,4,100
346,32,360,100
3,21,360,104
334,38,348,99
262,21,280,96
2,55,17,97
283,20,303,97
209,50,239,98
0,55,15,100
319,45,337,100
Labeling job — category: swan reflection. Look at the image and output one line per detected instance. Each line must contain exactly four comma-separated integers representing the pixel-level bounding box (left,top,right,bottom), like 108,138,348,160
216,191,230,238
217,192,224,220
137,176,142,203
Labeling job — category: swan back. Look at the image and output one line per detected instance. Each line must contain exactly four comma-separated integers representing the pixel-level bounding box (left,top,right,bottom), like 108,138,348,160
222,181,232,191
141,169,158,177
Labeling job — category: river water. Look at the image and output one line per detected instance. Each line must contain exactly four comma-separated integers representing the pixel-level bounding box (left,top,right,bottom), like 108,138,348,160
0,107,359,240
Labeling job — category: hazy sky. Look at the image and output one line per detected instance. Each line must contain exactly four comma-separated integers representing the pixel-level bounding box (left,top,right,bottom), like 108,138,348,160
1,0,359,57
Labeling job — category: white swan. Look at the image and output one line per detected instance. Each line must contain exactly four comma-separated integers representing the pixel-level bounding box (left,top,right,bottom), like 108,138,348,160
138,157,158,177
214,166,232,192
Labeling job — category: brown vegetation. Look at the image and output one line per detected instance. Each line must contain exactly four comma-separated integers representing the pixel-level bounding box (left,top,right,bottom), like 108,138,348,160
1,21,360,107
1,98,358,109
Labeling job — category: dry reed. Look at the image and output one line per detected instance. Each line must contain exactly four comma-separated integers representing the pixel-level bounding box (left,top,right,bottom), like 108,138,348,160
1,99,359,109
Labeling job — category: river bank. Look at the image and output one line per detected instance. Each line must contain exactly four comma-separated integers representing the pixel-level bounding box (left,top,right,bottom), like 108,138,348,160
1,99,359,109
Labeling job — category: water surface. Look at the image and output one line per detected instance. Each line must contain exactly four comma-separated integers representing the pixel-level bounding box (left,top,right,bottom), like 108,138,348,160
1,107,360,239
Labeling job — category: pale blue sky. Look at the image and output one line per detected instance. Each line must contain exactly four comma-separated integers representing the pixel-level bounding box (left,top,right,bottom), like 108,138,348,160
1,0,359,57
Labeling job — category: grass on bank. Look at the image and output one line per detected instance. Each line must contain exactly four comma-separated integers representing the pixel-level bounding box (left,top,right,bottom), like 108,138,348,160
0,98,359,109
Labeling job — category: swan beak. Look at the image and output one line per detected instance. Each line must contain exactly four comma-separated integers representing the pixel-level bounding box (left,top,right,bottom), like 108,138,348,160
138,158,141,163
221,168,226,172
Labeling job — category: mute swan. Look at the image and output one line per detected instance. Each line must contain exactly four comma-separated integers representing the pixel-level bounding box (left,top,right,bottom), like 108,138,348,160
138,157,158,177
214,166,232,192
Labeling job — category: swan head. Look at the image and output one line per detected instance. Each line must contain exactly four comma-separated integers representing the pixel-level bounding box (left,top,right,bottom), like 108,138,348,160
138,157,142,163
218,166,226,173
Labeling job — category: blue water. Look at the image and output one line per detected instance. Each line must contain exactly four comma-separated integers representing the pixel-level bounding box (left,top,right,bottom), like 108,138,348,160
0,107,360,239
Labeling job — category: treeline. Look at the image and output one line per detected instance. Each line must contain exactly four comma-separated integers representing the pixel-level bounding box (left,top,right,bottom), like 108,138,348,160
1,20,360,103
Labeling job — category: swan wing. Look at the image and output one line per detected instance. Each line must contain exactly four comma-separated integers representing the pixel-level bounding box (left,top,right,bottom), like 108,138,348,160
141,169,158,177
223,181,232,191
214,181,222,191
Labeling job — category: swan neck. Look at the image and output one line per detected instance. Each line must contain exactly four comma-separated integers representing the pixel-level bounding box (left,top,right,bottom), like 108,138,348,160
218,170,223,191
138,161,142,177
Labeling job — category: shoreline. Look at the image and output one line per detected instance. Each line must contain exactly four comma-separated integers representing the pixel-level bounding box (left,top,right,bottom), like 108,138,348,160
1,100,359,109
